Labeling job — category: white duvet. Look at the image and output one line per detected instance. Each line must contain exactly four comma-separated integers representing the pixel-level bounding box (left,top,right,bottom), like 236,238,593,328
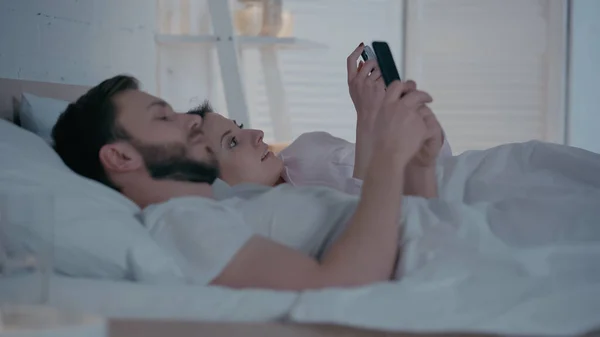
292,140,600,336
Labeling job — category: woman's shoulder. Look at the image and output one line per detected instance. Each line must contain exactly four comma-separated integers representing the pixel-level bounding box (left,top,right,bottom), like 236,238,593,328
278,131,356,189
287,131,351,146
279,131,354,162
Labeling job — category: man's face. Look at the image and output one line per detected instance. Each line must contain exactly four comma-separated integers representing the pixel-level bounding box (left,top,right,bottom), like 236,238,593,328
110,89,219,183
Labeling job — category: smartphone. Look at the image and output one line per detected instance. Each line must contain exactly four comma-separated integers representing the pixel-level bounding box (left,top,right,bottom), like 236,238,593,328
371,41,401,86
361,45,377,61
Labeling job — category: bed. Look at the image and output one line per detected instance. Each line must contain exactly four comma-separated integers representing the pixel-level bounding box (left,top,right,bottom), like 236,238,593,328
1,77,599,337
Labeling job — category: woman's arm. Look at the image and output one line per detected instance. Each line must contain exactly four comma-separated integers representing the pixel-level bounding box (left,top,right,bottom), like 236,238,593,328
402,105,445,198
345,43,388,180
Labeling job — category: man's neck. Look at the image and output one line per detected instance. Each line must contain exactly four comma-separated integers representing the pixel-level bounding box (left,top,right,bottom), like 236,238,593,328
123,180,214,209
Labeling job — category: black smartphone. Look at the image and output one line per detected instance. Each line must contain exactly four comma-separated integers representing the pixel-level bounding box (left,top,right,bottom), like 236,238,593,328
371,41,401,86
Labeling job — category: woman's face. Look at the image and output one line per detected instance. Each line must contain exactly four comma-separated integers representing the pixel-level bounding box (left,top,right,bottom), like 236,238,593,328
201,112,284,186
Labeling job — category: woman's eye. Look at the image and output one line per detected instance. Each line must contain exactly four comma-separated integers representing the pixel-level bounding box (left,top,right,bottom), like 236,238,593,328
228,137,238,149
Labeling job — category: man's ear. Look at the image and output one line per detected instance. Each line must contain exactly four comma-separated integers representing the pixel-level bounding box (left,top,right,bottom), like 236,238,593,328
99,142,143,173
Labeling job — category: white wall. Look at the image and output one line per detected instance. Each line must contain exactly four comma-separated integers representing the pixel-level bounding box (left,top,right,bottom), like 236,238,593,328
3,0,596,151
567,0,600,153
0,0,157,94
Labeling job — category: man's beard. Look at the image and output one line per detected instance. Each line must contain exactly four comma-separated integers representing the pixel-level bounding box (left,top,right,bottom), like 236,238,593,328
131,141,219,184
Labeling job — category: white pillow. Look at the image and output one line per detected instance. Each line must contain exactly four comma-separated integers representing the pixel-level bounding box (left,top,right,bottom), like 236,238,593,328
0,119,174,280
18,93,69,144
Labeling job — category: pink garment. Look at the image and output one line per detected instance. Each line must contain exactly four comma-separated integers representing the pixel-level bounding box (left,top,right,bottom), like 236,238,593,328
278,131,453,195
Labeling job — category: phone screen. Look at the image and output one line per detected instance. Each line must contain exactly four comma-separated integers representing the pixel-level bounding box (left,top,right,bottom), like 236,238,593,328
361,45,376,62
372,41,401,86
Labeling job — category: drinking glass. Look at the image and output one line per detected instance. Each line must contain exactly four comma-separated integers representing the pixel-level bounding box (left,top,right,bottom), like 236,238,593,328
0,187,54,307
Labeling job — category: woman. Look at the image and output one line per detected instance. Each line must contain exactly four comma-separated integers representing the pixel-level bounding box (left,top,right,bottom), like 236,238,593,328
193,43,600,207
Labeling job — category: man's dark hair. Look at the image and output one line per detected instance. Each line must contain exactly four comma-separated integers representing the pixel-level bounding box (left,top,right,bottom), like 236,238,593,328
186,101,244,129
52,75,139,190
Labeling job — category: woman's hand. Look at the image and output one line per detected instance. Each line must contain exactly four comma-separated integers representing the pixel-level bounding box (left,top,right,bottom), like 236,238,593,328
347,43,387,179
371,80,432,163
346,43,425,179
403,104,443,198
409,105,444,168
347,43,387,131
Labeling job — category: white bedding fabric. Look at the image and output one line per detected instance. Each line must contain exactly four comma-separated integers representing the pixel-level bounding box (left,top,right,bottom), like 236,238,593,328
291,277,600,336
3,141,600,336
3,110,600,336
291,140,600,336
18,93,69,144
0,273,296,322
1,269,598,336
0,118,169,280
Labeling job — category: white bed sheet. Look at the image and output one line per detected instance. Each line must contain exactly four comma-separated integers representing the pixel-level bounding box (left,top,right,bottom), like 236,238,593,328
0,273,297,322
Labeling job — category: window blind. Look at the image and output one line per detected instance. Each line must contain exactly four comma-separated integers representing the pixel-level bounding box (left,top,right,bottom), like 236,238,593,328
404,0,567,154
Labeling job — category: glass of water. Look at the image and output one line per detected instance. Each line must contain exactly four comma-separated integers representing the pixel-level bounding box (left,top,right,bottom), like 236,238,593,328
0,187,54,306
0,190,108,335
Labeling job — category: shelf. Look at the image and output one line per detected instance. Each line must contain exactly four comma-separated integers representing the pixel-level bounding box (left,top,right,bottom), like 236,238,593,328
155,34,327,50
155,34,218,44
239,36,327,49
